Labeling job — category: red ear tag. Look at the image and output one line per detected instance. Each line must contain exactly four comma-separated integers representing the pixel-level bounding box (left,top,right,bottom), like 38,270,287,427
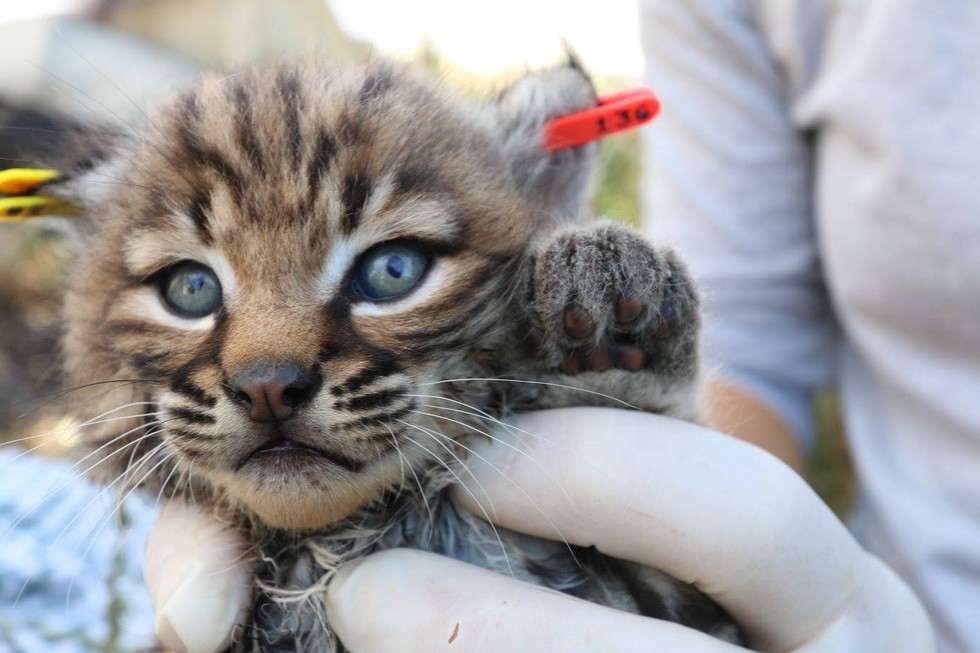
543,88,661,152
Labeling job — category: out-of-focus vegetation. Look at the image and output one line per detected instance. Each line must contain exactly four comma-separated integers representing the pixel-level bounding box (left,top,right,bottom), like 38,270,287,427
0,229,68,450
593,132,642,225
810,392,855,517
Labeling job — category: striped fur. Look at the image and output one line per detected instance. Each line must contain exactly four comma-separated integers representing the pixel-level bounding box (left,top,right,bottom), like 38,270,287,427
44,61,742,649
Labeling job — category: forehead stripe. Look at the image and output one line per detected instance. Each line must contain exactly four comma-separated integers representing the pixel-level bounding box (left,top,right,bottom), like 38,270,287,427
394,165,446,198
305,127,338,207
341,172,371,234
232,80,265,170
174,92,247,203
186,193,213,241
275,69,304,167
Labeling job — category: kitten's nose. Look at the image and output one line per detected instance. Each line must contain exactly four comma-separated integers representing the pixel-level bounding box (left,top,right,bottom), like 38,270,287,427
229,364,320,422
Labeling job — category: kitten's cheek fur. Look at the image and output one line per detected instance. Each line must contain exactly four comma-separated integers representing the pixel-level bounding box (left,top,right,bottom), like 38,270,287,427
211,456,404,530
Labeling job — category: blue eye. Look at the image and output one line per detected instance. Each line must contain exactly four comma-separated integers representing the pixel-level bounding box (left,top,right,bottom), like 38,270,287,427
351,243,429,301
161,261,222,318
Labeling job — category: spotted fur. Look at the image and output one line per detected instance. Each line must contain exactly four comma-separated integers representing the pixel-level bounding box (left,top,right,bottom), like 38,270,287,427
40,60,742,650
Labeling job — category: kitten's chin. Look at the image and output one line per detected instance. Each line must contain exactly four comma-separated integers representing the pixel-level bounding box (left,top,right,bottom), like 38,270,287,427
218,458,400,530
247,491,364,530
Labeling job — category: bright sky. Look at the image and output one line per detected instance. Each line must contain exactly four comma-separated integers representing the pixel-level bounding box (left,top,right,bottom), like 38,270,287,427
0,0,96,22
327,0,645,78
0,0,646,79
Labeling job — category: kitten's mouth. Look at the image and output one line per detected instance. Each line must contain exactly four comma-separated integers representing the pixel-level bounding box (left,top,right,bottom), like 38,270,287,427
243,438,364,474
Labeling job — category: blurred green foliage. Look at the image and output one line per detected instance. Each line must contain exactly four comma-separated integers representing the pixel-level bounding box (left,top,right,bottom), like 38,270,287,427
592,132,642,225
810,392,855,518
0,228,67,443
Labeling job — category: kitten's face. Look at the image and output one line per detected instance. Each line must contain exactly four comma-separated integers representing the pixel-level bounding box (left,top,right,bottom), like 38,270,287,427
54,62,595,528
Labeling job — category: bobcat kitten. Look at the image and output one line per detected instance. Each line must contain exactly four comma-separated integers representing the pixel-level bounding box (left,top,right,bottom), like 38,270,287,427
37,59,742,650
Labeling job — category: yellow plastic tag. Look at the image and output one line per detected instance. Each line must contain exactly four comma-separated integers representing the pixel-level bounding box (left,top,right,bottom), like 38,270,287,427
0,168,80,222
0,168,59,196
0,196,81,222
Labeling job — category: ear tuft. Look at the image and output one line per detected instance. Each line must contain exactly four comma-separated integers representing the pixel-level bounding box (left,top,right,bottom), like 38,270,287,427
561,42,589,80
495,59,599,221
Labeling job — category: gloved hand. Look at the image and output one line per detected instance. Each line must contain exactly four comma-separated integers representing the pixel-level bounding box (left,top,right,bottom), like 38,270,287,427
144,501,252,653
145,408,936,653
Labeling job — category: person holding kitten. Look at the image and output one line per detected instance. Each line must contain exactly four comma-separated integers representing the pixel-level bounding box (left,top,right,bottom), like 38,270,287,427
148,0,970,651
638,1,979,652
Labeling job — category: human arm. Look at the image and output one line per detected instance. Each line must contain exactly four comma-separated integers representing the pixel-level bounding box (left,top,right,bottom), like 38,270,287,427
639,0,840,460
705,377,805,473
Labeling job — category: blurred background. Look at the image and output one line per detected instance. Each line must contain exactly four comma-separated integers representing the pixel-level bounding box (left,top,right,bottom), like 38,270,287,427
0,1,850,651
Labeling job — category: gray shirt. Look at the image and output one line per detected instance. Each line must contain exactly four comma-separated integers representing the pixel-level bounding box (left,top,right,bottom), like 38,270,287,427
639,1,980,651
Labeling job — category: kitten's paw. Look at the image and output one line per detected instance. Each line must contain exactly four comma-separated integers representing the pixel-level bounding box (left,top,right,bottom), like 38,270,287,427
527,222,700,385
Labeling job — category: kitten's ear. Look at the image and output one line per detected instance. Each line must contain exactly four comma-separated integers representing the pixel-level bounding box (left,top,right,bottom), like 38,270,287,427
494,58,599,220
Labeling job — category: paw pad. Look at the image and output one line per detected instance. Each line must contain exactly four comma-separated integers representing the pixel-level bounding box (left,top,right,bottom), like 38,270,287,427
528,223,698,380
563,304,595,339
614,296,643,324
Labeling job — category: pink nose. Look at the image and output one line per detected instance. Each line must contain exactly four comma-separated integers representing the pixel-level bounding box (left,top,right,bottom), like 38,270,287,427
229,364,318,422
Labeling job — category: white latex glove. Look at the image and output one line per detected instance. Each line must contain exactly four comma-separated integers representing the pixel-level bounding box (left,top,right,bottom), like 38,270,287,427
144,408,935,652
324,409,935,653
144,501,252,653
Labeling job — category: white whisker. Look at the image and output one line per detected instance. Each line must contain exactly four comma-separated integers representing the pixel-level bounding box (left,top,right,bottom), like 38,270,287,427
410,409,577,559
418,377,638,409
153,456,184,510
66,447,175,607
382,422,433,524
11,437,168,610
396,420,513,576
0,405,160,455
404,393,611,480
49,435,168,552
0,424,166,548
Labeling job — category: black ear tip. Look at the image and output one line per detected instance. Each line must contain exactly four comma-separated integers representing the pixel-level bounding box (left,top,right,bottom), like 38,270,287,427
560,41,590,81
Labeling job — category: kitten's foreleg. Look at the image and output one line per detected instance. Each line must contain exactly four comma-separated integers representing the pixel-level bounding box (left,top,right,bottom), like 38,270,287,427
505,220,703,422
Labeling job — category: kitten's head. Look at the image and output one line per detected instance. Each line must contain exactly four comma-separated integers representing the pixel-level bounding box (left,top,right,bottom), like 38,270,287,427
44,60,597,529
